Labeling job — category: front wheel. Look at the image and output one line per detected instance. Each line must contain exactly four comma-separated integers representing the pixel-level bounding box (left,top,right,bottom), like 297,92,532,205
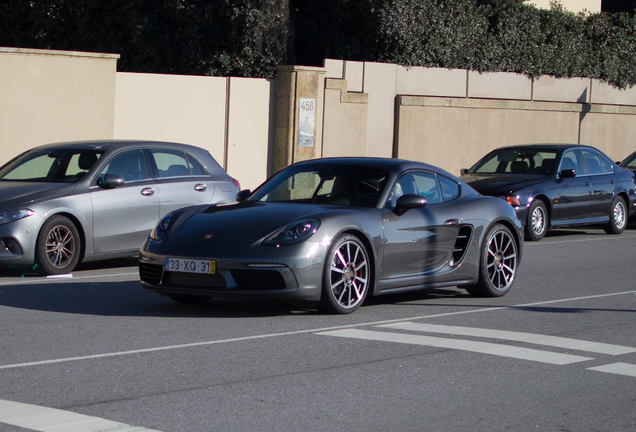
603,196,627,235
525,200,548,241
35,215,81,275
319,234,371,314
465,224,518,297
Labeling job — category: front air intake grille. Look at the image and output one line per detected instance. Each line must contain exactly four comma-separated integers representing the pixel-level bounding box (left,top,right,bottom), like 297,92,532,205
139,263,163,285
162,272,227,290
231,270,286,290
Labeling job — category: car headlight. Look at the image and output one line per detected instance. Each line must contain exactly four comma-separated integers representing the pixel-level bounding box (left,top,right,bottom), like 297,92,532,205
149,213,173,241
263,219,320,245
0,209,35,225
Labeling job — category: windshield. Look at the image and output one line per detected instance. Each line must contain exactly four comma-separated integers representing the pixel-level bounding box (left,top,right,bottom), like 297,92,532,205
0,148,104,183
251,165,389,208
468,149,558,175
622,153,636,169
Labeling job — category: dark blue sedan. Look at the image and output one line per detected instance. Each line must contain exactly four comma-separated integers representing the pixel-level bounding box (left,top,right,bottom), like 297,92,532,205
460,144,636,241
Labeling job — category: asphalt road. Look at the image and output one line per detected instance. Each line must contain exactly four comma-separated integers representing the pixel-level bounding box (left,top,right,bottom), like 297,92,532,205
1,225,635,432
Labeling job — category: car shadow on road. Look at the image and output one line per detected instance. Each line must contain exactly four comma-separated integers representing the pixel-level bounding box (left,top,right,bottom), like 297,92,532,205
0,279,326,318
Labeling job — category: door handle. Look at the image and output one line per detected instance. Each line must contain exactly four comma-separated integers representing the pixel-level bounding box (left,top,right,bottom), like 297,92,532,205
194,183,207,192
141,187,155,196
444,219,460,226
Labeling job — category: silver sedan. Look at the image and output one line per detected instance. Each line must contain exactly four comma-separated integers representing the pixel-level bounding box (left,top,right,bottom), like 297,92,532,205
0,140,239,275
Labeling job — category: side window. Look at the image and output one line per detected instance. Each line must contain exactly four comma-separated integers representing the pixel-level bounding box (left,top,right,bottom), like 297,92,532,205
186,154,208,176
387,172,441,209
439,175,460,201
98,150,149,183
151,149,191,177
560,150,584,175
581,149,611,175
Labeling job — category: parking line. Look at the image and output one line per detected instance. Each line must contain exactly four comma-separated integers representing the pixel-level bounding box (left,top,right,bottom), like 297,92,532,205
378,322,636,355
587,363,636,378
316,329,594,365
0,399,163,432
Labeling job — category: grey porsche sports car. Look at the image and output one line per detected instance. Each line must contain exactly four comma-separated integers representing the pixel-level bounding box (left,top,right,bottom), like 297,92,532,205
139,157,523,314
0,140,239,275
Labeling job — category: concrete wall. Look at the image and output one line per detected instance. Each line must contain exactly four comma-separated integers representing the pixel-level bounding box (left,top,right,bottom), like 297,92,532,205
114,73,275,190
0,48,118,164
324,59,636,177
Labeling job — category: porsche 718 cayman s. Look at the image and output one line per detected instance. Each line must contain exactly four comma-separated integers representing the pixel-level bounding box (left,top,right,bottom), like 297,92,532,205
139,158,524,314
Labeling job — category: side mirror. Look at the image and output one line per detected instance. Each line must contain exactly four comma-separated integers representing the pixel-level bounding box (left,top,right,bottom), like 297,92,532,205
98,173,124,189
395,194,427,214
460,168,468,176
236,189,251,202
560,169,576,178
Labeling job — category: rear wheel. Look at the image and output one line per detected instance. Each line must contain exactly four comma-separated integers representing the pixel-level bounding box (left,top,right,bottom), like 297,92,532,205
603,196,627,235
319,234,370,314
525,200,548,241
465,224,518,297
35,215,81,275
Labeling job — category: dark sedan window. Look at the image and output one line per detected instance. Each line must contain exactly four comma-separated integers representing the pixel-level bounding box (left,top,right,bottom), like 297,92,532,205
0,149,103,182
468,149,558,175
581,149,612,175
252,166,388,208
623,153,636,168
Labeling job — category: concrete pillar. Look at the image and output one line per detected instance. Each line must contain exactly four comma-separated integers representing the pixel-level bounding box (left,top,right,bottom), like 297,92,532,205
274,65,327,172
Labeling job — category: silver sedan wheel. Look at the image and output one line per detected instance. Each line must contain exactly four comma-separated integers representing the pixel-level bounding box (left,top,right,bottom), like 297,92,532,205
321,235,370,313
485,226,517,292
45,224,76,269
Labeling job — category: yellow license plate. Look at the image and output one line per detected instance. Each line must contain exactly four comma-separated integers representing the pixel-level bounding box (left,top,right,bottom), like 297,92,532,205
165,258,216,274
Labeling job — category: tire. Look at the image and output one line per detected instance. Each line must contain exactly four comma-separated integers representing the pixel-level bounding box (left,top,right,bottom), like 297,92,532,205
169,295,212,304
465,224,518,297
524,200,548,241
603,196,627,235
319,234,371,314
35,215,81,275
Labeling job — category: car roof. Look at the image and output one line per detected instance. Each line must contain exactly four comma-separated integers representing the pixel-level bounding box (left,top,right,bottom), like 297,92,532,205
32,140,204,153
292,157,456,177
491,143,600,152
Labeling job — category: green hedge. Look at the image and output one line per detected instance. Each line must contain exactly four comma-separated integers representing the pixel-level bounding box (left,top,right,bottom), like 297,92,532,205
1,0,635,87
292,0,636,88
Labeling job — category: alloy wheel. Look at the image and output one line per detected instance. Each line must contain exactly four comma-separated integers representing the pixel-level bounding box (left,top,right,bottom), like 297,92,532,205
328,239,369,310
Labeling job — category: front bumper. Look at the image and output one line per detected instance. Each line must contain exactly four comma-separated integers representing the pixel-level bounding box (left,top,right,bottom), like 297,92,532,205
138,240,330,302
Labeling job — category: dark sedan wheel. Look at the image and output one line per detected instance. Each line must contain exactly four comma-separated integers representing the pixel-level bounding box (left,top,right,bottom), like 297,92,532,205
603,196,627,235
319,234,370,314
466,224,518,297
36,215,81,275
525,200,548,241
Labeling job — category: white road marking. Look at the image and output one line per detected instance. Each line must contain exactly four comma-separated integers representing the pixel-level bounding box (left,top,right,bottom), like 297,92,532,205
378,322,636,355
1,290,634,370
0,399,163,432
316,329,594,365
587,362,636,378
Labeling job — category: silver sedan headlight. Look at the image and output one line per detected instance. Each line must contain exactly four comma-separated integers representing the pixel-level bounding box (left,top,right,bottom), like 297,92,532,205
0,209,35,225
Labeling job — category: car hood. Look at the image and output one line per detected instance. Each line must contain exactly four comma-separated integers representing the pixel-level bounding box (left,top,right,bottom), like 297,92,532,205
460,173,548,196
0,181,77,208
170,201,362,246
